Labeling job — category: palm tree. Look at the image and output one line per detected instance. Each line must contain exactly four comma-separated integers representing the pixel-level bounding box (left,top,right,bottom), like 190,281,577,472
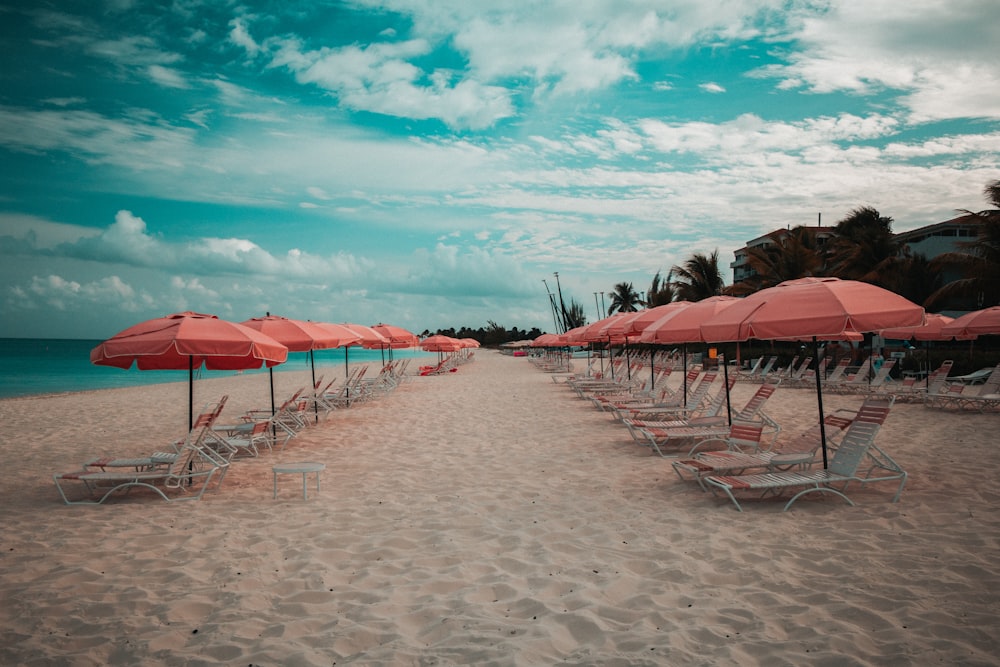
646,270,676,307
672,250,725,301
607,282,642,315
883,251,944,307
727,226,824,295
825,206,900,284
565,298,589,329
925,179,1000,309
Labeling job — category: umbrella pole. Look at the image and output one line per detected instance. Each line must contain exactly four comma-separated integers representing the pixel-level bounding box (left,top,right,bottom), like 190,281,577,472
683,346,688,407
723,353,732,425
925,341,930,389
269,366,277,441
188,356,195,480
188,356,194,431
651,347,656,389
812,337,829,469
311,350,319,423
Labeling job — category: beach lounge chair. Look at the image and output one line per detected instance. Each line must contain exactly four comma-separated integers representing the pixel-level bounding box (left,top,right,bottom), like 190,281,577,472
624,382,780,455
591,367,674,409
821,356,851,385
826,356,873,393
924,382,970,410
672,408,860,489
741,356,778,383
55,425,229,504
223,388,307,449
615,371,719,421
776,355,800,380
737,356,764,381
955,363,1000,412
210,419,271,458
615,374,735,426
948,367,996,385
83,397,229,472
703,398,903,511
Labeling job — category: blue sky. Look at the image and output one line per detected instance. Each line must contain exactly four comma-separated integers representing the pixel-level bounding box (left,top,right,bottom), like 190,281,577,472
2,0,998,340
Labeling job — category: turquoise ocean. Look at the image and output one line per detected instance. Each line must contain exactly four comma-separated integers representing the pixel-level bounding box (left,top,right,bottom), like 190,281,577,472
0,339,431,399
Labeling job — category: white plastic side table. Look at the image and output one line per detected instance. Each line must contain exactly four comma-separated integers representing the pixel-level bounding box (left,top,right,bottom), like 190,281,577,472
272,462,325,499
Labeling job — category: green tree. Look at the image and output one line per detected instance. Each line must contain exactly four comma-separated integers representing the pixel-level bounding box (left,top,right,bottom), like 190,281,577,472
646,269,676,306
926,179,1000,309
607,282,643,315
672,250,725,301
826,206,900,284
883,251,944,307
565,298,588,329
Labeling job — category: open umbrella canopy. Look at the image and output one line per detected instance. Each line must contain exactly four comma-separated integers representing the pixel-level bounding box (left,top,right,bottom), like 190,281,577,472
241,315,357,352
420,334,463,352
614,302,692,338
639,296,740,345
562,325,590,346
880,313,970,341
580,313,631,344
699,278,924,468
308,322,365,348
701,277,924,343
373,323,420,348
91,311,288,370
939,306,1000,339
460,338,481,348
242,315,360,423
91,311,288,429
532,333,568,347
340,323,390,349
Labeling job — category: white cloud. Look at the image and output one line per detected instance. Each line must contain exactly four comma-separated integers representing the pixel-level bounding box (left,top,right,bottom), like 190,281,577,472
699,82,726,93
269,37,515,129
147,64,189,89
24,274,142,311
228,17,261,57
757,0,1000,121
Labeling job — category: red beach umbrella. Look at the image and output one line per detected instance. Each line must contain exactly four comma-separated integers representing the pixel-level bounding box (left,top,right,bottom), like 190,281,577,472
638,296,742,417
372,323,420,348
420,335,463,352
639,296,741,345
939,306,1000,338
91,311,288,429
700,278,924,343
242,315,360,422
700,278,924,467
880,313,966,342
341,323,391,348
614,302,692,338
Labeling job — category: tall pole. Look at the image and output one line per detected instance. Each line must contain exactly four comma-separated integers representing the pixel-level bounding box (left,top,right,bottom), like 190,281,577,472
554,272,570,332
600,292,606,316
594,292,600,320
542,279,561,333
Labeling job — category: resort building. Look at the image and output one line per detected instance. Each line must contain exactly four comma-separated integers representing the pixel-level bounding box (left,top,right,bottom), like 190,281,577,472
730,213,986,286
729,225,837,284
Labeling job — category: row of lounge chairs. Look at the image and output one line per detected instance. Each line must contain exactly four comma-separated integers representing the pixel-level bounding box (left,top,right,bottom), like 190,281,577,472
922,361,1000,412
543,353,909,511
54,360,414,504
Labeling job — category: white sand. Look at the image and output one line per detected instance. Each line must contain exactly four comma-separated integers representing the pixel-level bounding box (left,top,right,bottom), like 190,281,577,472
1,350,999,665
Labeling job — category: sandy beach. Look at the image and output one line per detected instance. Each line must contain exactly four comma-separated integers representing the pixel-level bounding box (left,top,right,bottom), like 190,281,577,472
2,350,999,666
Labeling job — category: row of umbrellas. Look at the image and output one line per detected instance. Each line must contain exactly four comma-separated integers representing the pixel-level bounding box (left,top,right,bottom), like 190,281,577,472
89,311,434,430
532,278,1000,467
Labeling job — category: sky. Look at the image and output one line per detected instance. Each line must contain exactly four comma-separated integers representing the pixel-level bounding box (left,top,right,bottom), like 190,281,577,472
1,0,999,340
